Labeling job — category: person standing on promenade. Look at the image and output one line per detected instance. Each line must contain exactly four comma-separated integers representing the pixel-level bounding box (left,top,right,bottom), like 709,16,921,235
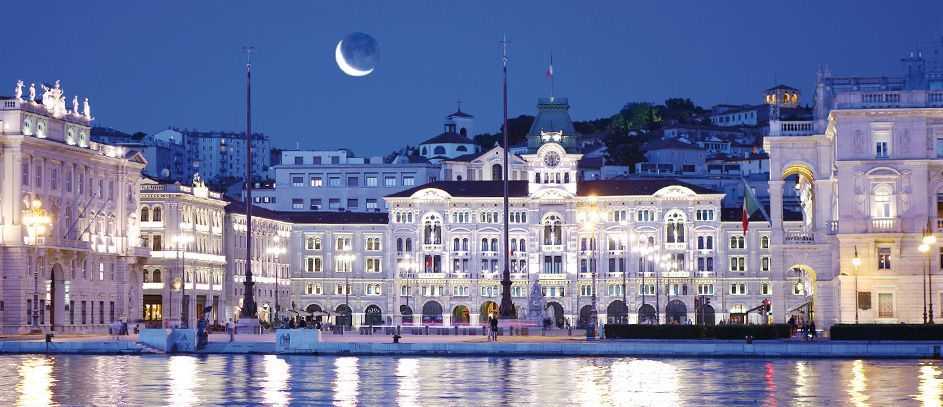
489,315,499,342
227,319,234,343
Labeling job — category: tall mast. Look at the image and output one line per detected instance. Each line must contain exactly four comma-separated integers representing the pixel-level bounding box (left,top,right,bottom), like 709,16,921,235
499,35,515,319
241,46,257,319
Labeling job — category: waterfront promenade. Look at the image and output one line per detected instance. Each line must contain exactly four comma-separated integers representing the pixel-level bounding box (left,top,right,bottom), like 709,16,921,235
1,331,942,359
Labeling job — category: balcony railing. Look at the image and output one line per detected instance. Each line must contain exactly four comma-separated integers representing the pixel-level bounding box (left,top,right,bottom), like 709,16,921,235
827,220,840,235
539,273,567,280
870,218,899,233
835,90,943,109
770,120,815,137
784,230,815,244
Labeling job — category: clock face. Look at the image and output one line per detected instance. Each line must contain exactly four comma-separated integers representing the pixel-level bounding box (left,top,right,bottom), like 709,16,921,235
544,151,561,167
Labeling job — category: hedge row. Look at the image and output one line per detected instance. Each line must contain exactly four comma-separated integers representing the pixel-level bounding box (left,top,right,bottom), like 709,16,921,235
604,324,791,340
830,324,943,340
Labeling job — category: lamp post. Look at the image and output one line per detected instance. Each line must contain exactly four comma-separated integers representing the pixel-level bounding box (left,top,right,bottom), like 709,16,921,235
851,246,861,324
578,206,601,338
266,238,286,323
175,233,193,328
921,226,937,324
399,259,417,324
22,198,51,330
337,253,356,328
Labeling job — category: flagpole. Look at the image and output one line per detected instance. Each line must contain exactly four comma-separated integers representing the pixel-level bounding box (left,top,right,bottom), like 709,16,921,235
498,35,515,320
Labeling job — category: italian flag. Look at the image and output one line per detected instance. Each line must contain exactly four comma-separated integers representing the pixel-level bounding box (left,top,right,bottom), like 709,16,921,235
741,183,763,235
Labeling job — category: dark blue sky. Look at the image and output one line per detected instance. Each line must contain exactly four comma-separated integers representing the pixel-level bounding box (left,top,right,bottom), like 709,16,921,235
3,1,941,155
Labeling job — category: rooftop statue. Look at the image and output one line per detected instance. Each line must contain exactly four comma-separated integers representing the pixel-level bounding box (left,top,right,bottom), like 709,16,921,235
14,80,23,101
28,83,36,103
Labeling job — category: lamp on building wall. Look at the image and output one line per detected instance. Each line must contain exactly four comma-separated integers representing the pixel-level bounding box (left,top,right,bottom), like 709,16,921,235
22,197,51,330
851,246,861,324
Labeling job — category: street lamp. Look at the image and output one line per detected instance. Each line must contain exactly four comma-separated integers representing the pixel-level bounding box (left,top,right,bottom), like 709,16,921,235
851,246,861,324
578,206,602,339
921,226,937,324
175,233,194,328
337,253,356,327
266,238,286,323
22,198,51,330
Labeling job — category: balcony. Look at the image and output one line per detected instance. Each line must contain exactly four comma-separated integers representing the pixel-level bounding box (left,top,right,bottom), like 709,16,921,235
835,90,943,109
142,282,164,290
480,251,497,257
421,244,443,252
450,272,470,279
870,218,899,233
607,272,625,278
481,272,500,280
784,230,815,244
416,272,446,280
542,244,563,252
769,120,815,137
539,273,567,280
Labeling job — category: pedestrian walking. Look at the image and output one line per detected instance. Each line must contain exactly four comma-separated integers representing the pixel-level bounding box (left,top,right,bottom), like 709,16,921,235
489,315,499,342
226,319,234,343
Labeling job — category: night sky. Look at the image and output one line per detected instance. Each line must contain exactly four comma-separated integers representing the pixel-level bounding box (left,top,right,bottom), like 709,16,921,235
3,1,941,156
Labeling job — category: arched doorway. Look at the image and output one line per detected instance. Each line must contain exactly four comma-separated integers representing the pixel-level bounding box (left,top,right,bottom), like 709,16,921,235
696,304,716,326
480,301,498,323
781,164,816,230
607,300,628,324
787,265,818,325
49,263,65,330
400,305,414,324
545,302,565,328
666,300,687,324
305,304,323,323
452,305,470,325
335,304,352,328
364,305,383,326
578,305,594,329
638,304,656,324
422,301,443,325
492,163,503,181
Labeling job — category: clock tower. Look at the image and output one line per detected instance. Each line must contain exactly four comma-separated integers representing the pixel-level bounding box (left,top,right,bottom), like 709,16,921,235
522,141,581,197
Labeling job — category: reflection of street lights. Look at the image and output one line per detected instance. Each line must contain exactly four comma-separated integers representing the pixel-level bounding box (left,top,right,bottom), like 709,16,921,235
266,238,287,320
920,226,937,324
175,232,193,328
23,198,51,330
851,246,861,324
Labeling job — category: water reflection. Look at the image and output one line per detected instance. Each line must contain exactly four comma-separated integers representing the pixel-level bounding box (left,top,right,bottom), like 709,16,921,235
333,356,359,406
169,356,199,406
16,357,53,407
396,358,420,407
0,355,942,406
919,364,943,407
262,355,290,406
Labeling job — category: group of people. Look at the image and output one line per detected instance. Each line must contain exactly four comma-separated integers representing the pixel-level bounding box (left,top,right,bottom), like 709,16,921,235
787,315,817,341
487,314,499,342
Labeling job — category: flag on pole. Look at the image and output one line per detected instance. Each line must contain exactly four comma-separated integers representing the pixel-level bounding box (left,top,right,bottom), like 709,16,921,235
546,54,554,78
741,179,767,235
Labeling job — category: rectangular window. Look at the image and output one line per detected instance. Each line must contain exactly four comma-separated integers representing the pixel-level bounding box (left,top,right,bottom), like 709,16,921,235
366,199,378,210
309,199,322,210
858,291,872,310
305,256,323,272
347,176,359,187
334,257,353,273
366,175,378,187
729,256,746,272
293,156,304,165
291,174,304,187
403,176,415,186
761,282,771,295
310,176,323,187
22,160,29,186
384,176,397,187
878,293,894,318
335,236,352,251
761,256,770,272
291,198,304,209
346,198,358,209
366,257,382,273
328,176,341,187
328,199,340,209
878,248,892,270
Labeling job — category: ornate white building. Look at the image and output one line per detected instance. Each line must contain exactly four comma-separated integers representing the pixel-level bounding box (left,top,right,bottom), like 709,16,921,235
0,81,149,334
138,177,228,328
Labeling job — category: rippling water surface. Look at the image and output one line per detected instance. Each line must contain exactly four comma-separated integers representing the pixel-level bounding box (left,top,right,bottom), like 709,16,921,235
0,354,940,406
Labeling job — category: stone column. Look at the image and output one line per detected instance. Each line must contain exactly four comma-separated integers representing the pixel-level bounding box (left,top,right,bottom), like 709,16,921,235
769,181,785,236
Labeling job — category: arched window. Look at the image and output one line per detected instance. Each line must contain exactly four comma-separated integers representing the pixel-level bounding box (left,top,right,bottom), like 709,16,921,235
665,211,686,243
490,238,498,252
422,214,442,245
405,238,413,252
453,238,461,252
152,235,162,251
143,269,150,283
456,145,468,152
433,146,446,155
152,269,161,282
760,235,770,249
519,239,526,252
871,184,894,219
492,164,503,181
396,238,403,253
481,238,489,251
152,206,162,222
140,207,150,222
543,215,563,246
462,238,469,251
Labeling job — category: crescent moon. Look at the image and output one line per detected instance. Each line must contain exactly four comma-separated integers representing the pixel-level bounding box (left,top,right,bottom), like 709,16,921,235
335,40,373,77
